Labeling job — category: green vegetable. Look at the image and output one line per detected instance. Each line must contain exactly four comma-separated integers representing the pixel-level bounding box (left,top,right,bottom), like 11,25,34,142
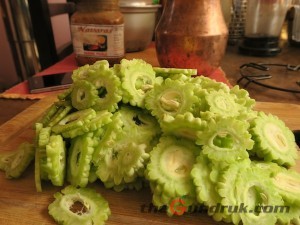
71,80,98,110
119,58,157,108
1,142,34,179
45,134,66,186
145,136,199,215
145,78,198,121
250,112,298,167
196,117,254,163
48,185,111,225
153,67,197,77
67,133,95,187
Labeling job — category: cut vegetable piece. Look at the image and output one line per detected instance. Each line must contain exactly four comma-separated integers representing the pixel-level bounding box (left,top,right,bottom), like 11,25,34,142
196,117,254,163
250,112,298,167
61,110,113,139
153,67,197,77
146,136,199,198
160,112,207,141
89,68,122,112
71,64,91,82
38,127,52,147
52,108,96,134
117,105,161,145
0,151,16,171
96,141,149,186
48,185,110,225
67,134,95,187
145,78,198,121
120,58,156,107
146,135,200,217
47,104,73,127
204,90,241,118
120,59,156,108
71,80,98,110
45,135,66,186
272,169,300,206
5,142,35,179
235,167,284,225
230,85,256,109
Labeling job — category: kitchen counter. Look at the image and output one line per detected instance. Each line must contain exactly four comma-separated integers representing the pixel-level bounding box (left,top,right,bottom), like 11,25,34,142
0,41,299,126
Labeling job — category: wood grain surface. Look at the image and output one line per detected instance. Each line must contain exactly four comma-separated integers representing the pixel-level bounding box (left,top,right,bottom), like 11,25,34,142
0,96,299,225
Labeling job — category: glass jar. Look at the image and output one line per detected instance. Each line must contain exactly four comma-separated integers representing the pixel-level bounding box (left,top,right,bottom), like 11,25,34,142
70,0,125,66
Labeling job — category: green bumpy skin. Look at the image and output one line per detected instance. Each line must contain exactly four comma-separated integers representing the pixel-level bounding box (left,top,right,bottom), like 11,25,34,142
87,67,122,112
236,166,284,225
67,133,95,187
39,102,73,127
146,136,199,199
61,110,113,139
218,162,284,225
71,80,98,110
145,78,198,121
96,141,149,186
117,105,161,148
191,152,233,222
153,67,197,77
52,108,96,134
45,135,66,186
272,169,300,207
119,58,157,108
145,136,200,216
48,185,111,225
196,117,254,163
250,112,298,167
4,142,35,179
160,112,207,141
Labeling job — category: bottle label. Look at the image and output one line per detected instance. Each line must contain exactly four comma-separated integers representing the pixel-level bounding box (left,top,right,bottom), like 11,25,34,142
71,23,124,58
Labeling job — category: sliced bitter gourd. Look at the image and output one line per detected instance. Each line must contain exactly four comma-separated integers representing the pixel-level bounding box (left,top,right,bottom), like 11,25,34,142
250,112,298,167
52,108,96,134
67,133,95,187
160,112,207,141
196,117,254,163
119,58,156,108
5,142,35,179
48,185,110,225
145,78,198,121
0,151,16,171
153,67,197,77
235,166,284,225
71,80,98,110
87,68,122,112
146,136,199,198
272,169,300,207
45,134,66,186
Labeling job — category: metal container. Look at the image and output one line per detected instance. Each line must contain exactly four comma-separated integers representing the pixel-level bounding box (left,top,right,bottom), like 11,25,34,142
120,1,161,52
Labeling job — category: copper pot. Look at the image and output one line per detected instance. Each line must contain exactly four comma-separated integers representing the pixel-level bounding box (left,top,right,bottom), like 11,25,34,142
155,0,228,75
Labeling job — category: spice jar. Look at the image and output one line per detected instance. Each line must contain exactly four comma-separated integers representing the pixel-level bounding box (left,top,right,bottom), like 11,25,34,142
70,0,125,66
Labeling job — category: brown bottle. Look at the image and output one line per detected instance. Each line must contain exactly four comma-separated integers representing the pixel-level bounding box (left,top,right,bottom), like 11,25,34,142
155,0,228,75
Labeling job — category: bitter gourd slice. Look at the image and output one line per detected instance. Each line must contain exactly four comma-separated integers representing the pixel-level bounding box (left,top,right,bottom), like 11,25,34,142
119,58,157,108
71,80,98,110
250,112,298,167
146,136,199,198
196,117,254,163
67,133,95,187
272,169,300,207
145,78,198,121
48,185,110,225
5,142,35,179
153,67,197,77
45,134,66,186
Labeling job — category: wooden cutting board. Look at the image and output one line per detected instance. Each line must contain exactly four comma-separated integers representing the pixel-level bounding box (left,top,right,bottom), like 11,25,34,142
0,95,299,225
